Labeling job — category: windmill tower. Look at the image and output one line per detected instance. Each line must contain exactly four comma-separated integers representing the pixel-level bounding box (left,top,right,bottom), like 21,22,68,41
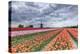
40,20,43,28
40,18,44,28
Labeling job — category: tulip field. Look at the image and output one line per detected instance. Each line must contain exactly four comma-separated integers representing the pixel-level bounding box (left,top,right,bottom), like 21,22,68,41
9,28,78,53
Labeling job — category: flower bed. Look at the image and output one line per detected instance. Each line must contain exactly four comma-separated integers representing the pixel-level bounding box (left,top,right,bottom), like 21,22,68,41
43,29,77,51
67,28,78,39
10,29,62,53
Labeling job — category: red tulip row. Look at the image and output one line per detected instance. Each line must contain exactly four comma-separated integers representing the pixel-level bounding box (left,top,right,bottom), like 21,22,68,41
43,29,76,51
70,28,78,32
67,28,78,39
11,29,62,53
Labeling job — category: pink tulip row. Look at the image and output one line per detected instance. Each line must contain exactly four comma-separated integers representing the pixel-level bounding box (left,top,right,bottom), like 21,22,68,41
10,29,57,37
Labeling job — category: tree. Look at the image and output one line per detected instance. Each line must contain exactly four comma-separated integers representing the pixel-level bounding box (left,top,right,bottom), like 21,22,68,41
18,24,24,28
29,25,33,28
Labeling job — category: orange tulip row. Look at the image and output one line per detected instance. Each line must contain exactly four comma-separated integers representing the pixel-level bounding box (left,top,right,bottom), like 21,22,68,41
11,29,62,53
43,29,77,51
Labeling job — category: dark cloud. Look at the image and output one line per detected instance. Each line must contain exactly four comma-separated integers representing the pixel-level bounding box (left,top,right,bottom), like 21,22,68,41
9,1,78,27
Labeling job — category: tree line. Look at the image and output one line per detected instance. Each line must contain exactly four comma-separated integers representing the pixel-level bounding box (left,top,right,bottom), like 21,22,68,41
18,24,33,28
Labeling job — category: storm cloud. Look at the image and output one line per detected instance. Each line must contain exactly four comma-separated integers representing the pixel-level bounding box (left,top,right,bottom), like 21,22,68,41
9,1,78,27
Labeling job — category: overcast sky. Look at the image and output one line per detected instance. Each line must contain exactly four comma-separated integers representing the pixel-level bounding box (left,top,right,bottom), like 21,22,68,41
10,1,78,28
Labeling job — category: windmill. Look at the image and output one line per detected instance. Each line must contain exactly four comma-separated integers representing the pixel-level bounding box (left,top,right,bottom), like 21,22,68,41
40,16,45,28
40,19,43,28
